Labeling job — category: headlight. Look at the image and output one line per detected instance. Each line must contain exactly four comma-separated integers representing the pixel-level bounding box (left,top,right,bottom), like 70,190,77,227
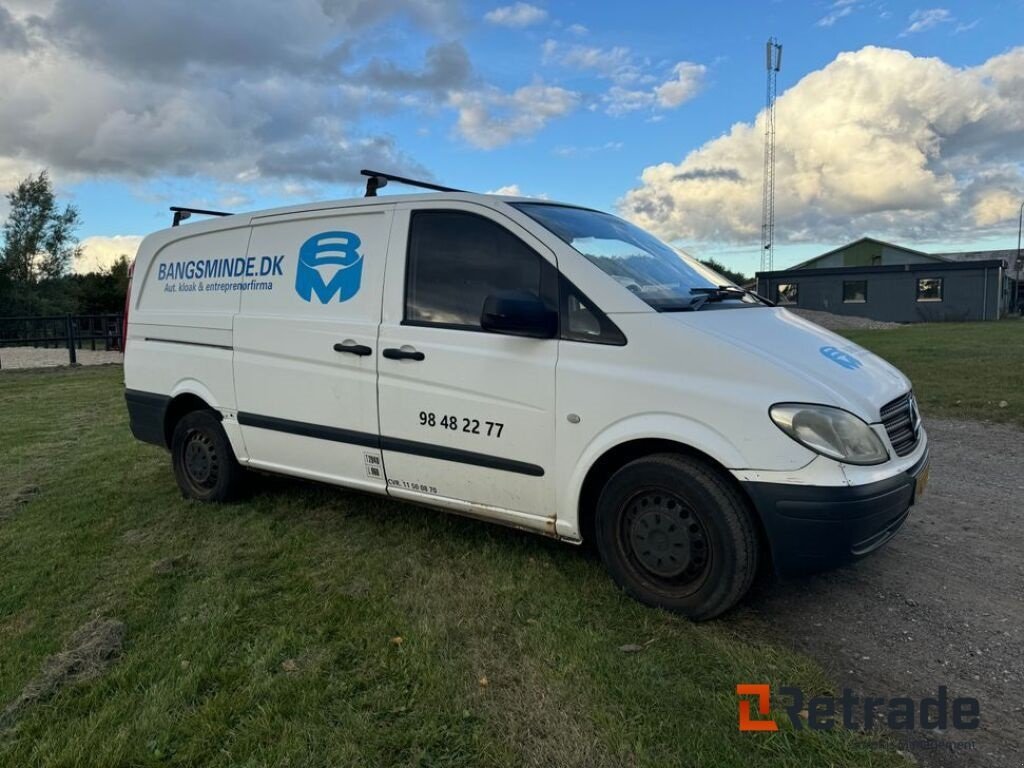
769,404,889,465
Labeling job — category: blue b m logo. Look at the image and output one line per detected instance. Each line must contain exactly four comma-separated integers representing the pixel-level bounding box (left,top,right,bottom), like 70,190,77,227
295,231,364,304
820,345,862,370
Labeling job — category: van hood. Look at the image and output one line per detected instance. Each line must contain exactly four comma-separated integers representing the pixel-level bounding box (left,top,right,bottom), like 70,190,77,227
672,307,910,422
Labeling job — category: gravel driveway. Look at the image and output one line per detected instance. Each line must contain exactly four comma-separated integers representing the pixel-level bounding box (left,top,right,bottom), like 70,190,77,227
0,346,123,370
729,417,1023,767
790,307,904,331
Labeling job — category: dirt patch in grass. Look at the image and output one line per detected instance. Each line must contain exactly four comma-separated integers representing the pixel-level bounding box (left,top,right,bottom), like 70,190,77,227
0,611,36,643
122,528,154,545
2,618,126,726
339,577,372,598
151,555,187,576
0,484,39,520
472,653,620,768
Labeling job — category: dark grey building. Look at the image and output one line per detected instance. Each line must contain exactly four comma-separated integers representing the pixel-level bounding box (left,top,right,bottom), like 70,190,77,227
755,237,1015,323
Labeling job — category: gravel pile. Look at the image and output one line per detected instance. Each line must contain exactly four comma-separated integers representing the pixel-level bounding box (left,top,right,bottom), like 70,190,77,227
789,308,903,331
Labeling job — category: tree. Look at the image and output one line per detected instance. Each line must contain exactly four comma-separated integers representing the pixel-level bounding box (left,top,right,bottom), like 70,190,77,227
1,171,82,283
74,255,131,314
699,258,750,287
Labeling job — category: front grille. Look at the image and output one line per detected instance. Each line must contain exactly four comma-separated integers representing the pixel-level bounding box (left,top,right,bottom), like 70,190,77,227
879,392,921,457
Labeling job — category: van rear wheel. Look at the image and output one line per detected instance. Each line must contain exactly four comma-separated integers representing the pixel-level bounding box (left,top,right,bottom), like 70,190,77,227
594,453,758,620
171,410,244,502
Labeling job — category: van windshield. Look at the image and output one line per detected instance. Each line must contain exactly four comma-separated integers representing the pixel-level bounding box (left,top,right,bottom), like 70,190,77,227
514,203,754,311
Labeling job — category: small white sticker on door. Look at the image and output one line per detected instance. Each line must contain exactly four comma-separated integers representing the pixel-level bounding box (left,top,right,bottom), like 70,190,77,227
363,452,383,479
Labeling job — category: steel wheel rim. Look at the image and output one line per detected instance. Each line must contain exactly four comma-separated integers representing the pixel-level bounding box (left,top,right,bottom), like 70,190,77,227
620,488,711,592
182,430,219,491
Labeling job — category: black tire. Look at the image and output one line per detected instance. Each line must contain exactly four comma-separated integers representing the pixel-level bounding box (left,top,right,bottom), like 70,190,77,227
594,453,758,620
170,410,244,502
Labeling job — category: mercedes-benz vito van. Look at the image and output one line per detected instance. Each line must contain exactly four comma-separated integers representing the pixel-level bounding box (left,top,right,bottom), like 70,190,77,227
124,171,929,619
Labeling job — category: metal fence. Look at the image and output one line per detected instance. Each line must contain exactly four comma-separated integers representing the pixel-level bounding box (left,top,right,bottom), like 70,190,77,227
0,314,124,368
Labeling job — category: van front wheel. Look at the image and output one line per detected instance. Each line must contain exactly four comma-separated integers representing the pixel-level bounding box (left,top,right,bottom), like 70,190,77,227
170,410,244,502
594,453,758,620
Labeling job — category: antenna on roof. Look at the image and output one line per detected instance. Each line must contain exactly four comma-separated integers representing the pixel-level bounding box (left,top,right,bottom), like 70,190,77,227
360,169,465,197
170,206,232,227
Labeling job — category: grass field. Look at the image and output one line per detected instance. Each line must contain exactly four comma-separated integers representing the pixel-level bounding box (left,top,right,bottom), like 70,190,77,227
0,365,909,767
842,318,1024,428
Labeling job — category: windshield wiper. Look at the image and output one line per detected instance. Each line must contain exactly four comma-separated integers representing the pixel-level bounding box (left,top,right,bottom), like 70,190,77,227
654,285,775,313
653,289,746,312
689,285,775,310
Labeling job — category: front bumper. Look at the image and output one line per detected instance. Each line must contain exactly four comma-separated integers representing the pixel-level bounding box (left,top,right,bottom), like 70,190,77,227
742,448,929,574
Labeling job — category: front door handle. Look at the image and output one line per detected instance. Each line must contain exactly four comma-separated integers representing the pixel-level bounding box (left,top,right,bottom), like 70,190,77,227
382,347,425,361
334,341,372,356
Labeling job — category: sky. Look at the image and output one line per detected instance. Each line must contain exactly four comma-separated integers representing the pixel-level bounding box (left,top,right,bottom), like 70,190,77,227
1,0,1022,277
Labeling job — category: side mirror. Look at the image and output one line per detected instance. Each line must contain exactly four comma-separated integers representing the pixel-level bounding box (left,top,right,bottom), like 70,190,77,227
480,292,557,339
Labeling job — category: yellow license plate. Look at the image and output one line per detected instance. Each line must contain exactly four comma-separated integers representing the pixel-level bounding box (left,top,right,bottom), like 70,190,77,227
915,465,930,500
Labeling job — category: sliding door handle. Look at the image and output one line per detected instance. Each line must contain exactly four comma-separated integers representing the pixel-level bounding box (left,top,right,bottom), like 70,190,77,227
382,347,425,361
334,341,372,356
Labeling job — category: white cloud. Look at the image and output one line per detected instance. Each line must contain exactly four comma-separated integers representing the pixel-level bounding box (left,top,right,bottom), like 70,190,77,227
542,39,641,84
566,23,588,36
77,235,143,274
0,1,575,188
0,3,468,185
654,62,706,108
484,3,547,28
902,8,952,35
543,39,706,116
970,189,1020,227
602,86,656,116
553,141,623,157
485,184,548,198
218,193,253,209
450,83,579,149
619,47,1024,247
817,2,856,28
601,63,705,116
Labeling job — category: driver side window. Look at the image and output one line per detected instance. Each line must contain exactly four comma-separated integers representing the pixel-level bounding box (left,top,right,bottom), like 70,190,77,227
405,210,554,329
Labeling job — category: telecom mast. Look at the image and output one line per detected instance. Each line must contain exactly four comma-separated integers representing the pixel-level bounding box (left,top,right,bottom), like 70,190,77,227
760,38,782,273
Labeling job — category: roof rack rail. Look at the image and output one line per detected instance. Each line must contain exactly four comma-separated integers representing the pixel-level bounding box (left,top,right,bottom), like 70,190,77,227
170,205,232,227
360,169,465,197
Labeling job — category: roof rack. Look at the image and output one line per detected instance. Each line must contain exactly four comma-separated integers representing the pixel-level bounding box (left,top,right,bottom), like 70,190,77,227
360,169,465,197
170,205,232,227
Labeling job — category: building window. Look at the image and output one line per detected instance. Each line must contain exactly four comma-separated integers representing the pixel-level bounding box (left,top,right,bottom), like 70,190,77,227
916,277,943,303
776,283,798,305
843,280,867,303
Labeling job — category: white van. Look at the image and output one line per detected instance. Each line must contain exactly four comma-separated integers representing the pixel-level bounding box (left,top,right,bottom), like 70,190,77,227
124,171,929,619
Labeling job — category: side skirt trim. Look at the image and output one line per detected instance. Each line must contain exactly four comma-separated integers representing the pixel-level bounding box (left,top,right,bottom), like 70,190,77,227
237,411,544,477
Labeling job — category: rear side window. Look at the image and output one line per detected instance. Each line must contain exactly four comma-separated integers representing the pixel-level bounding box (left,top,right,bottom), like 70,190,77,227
405,210,552,328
